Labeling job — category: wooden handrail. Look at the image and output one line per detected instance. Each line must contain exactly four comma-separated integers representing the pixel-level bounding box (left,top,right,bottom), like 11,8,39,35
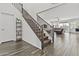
22,8,44,50
13,3,54,50
12,3,43,38
22,8,42,29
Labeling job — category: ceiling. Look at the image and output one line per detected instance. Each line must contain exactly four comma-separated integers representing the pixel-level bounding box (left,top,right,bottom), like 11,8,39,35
38,3,79,24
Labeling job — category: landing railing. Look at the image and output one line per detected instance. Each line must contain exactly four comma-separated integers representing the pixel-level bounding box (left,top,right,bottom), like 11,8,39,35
37,15,54,42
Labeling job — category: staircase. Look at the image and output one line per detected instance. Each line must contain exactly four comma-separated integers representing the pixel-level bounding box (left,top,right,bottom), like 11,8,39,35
22,8,51,49
13,3,51,50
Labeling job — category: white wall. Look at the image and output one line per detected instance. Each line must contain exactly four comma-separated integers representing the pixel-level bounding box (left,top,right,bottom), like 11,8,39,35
23,3,55,21
0,3,16,43
12,4,42,49
39,4,79,22
22,19,41,49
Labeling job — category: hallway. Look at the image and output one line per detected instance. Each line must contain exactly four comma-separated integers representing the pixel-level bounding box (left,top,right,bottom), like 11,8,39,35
0,33,79,56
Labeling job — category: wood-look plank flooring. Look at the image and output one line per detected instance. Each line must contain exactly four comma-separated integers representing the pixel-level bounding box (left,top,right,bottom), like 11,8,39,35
0,33,79,56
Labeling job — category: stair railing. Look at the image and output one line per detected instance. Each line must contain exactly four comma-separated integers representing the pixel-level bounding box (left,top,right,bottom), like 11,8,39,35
22,8,45,50
12,3,44,50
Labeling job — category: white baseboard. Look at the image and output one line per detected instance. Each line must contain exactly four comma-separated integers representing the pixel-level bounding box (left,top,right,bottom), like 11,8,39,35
0,39,16,44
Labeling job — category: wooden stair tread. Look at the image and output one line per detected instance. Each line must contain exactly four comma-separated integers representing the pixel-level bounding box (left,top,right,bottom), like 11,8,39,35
44,39,50,43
